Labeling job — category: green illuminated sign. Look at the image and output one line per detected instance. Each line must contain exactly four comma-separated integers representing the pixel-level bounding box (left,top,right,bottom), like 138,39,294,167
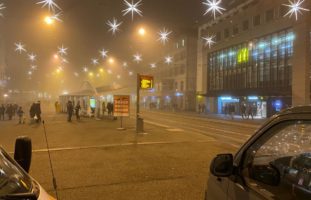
237,48,249,63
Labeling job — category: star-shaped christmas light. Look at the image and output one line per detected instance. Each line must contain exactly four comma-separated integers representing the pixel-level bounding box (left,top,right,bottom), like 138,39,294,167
58,45,68,56
83,67,88,72
165,56,173,64
283,0,310,21
99,49,109,59
28,53,37,62
123,62,128,68
0,3,6,17
133,53,142,63
107,18,122,35
51,12,62,22
122,0,143,20
91,58,99,65
202,35,216,48
31,65,38,70
150,63,157,68
37,0,61,12
203,0,226,19
129,71,133,76
157,28,172,44
15,42,27,54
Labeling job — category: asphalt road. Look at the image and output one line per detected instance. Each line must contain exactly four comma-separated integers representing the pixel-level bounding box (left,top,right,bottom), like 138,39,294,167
0,110,264,200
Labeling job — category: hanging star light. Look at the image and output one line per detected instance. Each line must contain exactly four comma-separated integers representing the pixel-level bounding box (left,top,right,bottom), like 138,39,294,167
51,12,62,22
133,53,142,63
15,42,27,54
117,75,121,79
129,71,133,76
28,53,37,62
91,58,99,65
36,0,61,12
203,0,226,19
58,45,68,56
122,0,143,20
165,56,173,64
157,28,172,44
99,49,109,59
61,58,69,64
107,69,113,74
31,65,38,70
202,35,216,48
123,62,128,68
107,18,122,35
283,0,310,21
74,72,79,77
83,67,88,72
0,3,6,17
150,63,157,68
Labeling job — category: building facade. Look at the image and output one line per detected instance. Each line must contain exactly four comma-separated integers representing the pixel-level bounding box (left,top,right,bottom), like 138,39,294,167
141,31,198,111
197,0,311,118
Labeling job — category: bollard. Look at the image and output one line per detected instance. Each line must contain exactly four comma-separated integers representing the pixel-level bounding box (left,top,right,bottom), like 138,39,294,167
136,117,144,133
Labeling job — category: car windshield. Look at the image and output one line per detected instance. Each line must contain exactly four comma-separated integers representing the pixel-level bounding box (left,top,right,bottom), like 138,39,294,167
0,149,32,196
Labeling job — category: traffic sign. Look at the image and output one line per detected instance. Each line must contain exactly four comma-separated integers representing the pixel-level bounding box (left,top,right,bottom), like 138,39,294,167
139,75,154,90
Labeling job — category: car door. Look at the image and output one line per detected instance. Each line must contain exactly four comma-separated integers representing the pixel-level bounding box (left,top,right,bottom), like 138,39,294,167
227,119,311,200
205,175,230,200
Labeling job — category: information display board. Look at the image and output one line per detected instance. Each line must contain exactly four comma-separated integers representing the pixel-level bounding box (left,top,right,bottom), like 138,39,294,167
113,95,130,117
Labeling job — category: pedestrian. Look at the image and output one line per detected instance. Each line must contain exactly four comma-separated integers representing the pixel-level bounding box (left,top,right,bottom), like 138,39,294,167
240,103,246,119
6,104,13,120
229,103,235,120
34,101,42,123
107,102,112,116
198,104,202,114
251,103,257,119
29,103,36,123
0,104,5,120
55,101,59,113
202,103,206,114
67,100,74,122
246,104,253,120
102,102,106,116
17,107,25,124
75,101,81,120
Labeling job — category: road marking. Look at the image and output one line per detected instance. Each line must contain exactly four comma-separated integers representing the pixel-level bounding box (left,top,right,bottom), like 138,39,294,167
30,140,216,153
166,128,184,132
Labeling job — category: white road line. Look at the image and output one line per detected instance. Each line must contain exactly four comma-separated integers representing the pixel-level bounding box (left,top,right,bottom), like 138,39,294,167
29,140,216,153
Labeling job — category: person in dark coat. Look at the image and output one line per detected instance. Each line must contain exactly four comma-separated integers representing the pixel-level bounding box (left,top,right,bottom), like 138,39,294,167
35,101,41,123
6,104,13,120
75,101,81,120
30,103,36,122
67,101,74,122
17,107,25,124
0,104,5,120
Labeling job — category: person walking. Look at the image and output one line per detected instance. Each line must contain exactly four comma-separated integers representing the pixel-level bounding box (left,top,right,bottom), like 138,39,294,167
67,100,74,122
17,107,25,124
75,101,81,121
35,101,42,123
240,103,246,119
29,103,36,123
246,104,253,120
0,104,5,120
6,104,13,120
102,102,106,117
229,103,235,120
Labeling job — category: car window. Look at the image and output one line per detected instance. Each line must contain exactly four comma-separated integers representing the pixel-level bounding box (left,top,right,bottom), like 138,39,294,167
242,121,311,200
0,149,32,196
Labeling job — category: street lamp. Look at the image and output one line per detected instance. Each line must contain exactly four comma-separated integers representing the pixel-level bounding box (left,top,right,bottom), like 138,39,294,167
138,27,146,36
44,16,55,25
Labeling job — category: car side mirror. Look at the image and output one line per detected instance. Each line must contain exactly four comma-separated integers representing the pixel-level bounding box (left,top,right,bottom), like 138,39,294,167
14,136,32,173
210,154,234,177
250,164,280,186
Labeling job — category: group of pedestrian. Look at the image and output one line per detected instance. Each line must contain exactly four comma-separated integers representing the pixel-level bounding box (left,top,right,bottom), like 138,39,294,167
0,103,29,124
224,103,236,119
66,100,81,122
240,103,257,120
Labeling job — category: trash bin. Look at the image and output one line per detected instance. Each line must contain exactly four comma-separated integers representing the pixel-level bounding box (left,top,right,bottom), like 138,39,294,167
136,117,144,133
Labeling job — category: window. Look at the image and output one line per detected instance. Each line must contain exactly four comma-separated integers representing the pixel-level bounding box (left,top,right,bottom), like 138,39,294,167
265,9,274,22
233,25,239,35
216,31,221,42
242,121,311,200
253,15,261,26
242,20,249,31
224,28,230,38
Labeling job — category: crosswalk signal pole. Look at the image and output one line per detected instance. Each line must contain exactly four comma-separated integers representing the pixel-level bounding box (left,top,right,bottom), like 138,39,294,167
136,73,143,133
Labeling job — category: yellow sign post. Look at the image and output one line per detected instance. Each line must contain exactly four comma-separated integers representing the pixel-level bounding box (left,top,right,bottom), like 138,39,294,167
139,75,154,90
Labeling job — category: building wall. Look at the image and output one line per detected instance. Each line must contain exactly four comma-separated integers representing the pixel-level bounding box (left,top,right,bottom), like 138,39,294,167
197,0,311,116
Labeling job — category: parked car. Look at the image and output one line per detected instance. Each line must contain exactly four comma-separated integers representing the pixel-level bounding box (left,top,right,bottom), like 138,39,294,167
205,106,311,200
0,137,55,200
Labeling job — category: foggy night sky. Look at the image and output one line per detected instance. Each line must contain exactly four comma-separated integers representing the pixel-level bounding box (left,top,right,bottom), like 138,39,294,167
0,0,230,94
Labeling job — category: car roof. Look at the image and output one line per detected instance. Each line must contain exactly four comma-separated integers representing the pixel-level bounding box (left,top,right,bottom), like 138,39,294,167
276,105,311,116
